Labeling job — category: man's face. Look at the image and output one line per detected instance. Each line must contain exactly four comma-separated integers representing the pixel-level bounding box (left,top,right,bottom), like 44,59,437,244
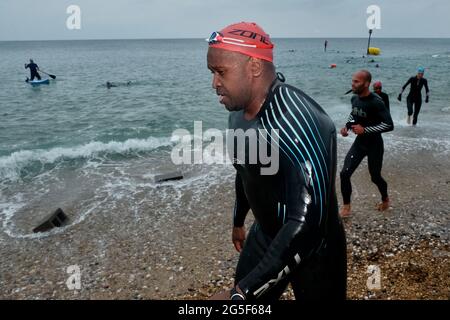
417,72,424,79
207,47,252,112
373,84,382,94
352,72,369,95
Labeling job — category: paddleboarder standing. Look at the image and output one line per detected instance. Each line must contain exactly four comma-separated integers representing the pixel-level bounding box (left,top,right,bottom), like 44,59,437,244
25,59,41,81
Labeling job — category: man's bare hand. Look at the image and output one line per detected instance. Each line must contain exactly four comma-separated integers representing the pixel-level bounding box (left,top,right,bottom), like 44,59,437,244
340,127,349,137
351,124,365,135
232,226,246,252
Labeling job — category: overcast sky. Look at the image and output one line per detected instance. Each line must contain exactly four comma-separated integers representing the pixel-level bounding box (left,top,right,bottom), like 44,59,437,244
1,0,449,41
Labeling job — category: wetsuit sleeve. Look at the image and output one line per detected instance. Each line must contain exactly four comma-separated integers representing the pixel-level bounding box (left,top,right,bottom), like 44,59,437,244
402,77,413,91
384,94,390,111
363,99,394,134
424,79,429,95
345,96,356,129
25,64,29,69
233,173,250,227
345,113,355,130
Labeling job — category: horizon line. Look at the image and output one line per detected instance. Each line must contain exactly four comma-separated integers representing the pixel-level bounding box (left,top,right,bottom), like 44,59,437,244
1,36,450,42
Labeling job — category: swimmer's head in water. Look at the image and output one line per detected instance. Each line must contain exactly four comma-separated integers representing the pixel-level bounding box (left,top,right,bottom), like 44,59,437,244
206,22,274,62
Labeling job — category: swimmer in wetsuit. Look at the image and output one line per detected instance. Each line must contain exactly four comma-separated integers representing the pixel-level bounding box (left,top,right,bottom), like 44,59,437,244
373,81,390,112
339,70,394,217
398,67,430,125
207,22,346,301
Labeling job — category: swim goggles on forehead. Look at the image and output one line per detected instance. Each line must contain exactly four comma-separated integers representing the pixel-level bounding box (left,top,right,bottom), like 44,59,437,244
206,31,274,49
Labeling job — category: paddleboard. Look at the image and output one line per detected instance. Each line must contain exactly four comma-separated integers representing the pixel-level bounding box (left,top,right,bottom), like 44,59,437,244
28,79,50,85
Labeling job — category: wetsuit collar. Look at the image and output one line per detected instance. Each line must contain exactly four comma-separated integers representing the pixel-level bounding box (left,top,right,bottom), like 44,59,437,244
358,92,376,100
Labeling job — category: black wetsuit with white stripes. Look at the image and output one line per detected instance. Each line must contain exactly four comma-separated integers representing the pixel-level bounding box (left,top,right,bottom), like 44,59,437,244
229,74,346,301
340,93,393,205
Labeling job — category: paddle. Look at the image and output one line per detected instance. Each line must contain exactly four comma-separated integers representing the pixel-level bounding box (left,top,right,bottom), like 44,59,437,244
39,70,56,79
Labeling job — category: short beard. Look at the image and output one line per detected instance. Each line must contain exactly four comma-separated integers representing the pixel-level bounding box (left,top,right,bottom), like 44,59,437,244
225,103,244,112
352,86,364,94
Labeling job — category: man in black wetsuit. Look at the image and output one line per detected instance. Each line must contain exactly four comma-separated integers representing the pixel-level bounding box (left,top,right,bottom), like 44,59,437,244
339,70,393,218
397,67,430,126
25,59,41,81
206,22,346,301
373,81,390,113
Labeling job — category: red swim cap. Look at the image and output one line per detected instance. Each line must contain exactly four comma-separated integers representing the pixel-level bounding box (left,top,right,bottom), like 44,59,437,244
373,81,382,88
207,22,274,62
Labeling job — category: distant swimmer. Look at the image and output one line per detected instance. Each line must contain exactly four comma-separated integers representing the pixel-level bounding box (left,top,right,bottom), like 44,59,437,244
25,59,41,81
324,40,328,52
373,81,390,112
339,70,394,218
397,67,430,126
106,81,132,88
106,81,117,89
207,22,346,301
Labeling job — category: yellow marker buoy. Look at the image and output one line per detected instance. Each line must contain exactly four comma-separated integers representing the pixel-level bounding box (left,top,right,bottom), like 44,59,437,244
368,47,381,55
